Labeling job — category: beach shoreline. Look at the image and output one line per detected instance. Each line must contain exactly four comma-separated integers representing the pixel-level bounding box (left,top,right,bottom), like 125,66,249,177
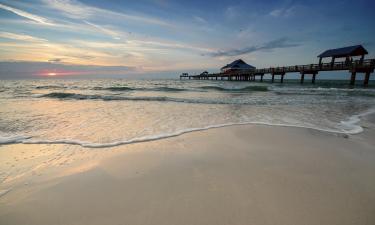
1,118,375,225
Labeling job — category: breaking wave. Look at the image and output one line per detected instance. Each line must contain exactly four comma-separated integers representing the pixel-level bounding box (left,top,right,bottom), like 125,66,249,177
36,85,66,89
38,92,248,104
94,85,268,92
94,86,135,91
199,85,268,92
93,86,187,92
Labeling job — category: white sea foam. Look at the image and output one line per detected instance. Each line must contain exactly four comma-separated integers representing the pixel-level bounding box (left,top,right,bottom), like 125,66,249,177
0,135,30,144
337,107,375,134
1,108,373,149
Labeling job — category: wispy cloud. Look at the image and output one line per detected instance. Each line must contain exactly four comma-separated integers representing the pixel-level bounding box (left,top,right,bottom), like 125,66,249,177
193,16,207,23
0,32,48,42
42,0,173,27
225,6,239,20
69,39,213,56
0,3,54,25
209,37,300,57
0,40,121,66
269,6,296,18
83,21,121,40
48,58,64,63
41,0,96,19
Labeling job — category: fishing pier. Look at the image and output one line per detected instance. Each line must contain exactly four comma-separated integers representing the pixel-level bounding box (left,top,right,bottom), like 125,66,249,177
180,45,375,86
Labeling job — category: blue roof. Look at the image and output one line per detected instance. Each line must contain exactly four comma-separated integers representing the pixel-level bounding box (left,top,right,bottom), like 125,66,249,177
318,45,368,58
221,59,255,70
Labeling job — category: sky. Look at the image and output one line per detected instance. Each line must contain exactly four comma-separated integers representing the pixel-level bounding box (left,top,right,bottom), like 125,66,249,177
0,0,374,78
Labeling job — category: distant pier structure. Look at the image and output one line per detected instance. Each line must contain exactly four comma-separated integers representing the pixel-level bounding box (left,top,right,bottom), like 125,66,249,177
180,45,375,86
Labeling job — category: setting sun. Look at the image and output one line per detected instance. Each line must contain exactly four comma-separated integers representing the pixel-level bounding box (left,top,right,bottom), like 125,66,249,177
47,72,57,76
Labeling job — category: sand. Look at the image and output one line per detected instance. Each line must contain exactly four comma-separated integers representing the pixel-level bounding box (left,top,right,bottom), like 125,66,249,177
0,124,375,225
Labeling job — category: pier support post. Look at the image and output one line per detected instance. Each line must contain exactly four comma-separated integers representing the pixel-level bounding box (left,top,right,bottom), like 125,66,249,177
364,72,370,86
271,74,275,83
300,73,305,84
260,75,264,82
280,74,285,83
350,72,356,85
312,73,316,84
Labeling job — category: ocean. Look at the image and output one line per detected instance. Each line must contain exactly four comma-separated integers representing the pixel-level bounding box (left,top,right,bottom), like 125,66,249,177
1,78,375,148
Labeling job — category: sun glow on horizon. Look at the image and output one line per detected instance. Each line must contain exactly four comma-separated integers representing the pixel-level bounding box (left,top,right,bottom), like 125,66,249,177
47,72,57,76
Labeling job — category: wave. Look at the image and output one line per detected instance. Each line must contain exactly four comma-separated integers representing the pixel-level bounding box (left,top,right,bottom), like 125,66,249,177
151,87,187,92
36,85,66,89
38,92,275,105
41,92,101,99
39,92,233,104
2,108,374,149
93,86,135,91
274,87,375,97
40,92,183,102
199,85,268,92
93,86,187,92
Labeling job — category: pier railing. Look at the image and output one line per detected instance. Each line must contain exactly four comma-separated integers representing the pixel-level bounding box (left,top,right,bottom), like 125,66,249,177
247,59,375,74
183,59,375,77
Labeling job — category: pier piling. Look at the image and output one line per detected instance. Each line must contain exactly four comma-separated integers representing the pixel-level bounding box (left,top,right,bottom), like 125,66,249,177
350,72,356,85
312,73,316,84
364,72,370,86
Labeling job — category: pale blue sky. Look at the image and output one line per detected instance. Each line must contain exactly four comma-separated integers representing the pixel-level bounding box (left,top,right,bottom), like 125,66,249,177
0,0,374,78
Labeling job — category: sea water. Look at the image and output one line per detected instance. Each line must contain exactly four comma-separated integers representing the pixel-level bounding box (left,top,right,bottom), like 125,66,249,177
0,78,375,148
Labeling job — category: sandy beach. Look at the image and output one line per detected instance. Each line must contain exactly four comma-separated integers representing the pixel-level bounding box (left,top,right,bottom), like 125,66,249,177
1,120,375,225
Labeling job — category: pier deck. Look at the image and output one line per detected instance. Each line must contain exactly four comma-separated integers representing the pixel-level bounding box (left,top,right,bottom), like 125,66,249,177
180,59,375,86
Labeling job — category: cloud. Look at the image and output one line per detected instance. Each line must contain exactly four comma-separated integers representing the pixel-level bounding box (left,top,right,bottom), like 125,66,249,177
83,21,121,40
209,37,300,57
225,6,239,20
41,0,95,19
269,9,282,17
42,0,173,27
193,16,207,23
0,3,54,25
269,6,297,18
0,32,48,42
0,40,120,65
48,58,64,63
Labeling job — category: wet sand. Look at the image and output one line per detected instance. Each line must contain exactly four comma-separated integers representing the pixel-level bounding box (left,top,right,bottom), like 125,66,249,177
0,123,375,225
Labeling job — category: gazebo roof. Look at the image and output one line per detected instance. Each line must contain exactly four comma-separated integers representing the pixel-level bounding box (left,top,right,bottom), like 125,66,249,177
318,45,368,58
221,59,255,70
